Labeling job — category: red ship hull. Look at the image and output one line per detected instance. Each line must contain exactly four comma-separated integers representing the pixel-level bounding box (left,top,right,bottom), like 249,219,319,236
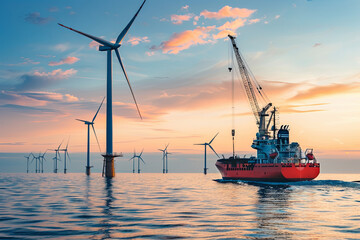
216,161,320,182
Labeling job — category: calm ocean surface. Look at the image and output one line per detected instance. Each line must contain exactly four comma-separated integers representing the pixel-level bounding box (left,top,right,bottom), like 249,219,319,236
0,173,359,240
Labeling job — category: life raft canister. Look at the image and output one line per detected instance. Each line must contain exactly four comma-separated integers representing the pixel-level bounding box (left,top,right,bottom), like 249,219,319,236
306,153,314,160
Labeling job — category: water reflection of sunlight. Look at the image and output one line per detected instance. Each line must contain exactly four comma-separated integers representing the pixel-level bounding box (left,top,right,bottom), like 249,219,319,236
253,185,293,239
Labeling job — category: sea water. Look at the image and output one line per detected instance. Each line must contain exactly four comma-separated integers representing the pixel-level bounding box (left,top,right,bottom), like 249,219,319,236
0,173,359,239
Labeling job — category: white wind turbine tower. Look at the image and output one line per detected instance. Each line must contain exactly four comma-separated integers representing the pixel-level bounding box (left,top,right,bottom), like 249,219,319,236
59,0,146,178
194,133,220,175
76,98,104,176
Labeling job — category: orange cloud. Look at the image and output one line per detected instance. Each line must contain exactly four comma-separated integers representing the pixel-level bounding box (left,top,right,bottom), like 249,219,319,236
213,30,236,40
200,6,256,19
182,5,189,10
49,56,79,66
289,83,360,102
171,14,193,25
218,18,246,31
127,36,150,46
33,68,77,79
89,40,100,48
249,18,261,24
154,26,216,54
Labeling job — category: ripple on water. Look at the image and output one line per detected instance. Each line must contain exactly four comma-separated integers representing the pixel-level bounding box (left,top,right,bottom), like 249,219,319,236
0,173,359,239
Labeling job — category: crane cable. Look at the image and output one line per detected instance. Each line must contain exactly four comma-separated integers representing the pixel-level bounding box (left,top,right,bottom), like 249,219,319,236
228,40,236,158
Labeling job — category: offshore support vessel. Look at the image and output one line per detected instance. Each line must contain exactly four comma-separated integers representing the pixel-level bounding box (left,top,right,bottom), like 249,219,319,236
215,35,320,182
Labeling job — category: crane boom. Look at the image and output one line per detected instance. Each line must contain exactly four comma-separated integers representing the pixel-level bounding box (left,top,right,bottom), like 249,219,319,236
228,35,261,124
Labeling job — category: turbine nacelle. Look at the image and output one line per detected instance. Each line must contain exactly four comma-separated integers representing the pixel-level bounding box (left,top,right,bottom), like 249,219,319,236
98,44,120,52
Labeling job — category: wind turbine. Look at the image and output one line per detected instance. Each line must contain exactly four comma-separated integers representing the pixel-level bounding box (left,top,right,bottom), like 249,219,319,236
129,150,136,173
30,153,39,173
194,133,220,175
158,144,169,173
39,151,47,173
129,149,145,173
49,142,62,173
25,153,33,173
76,98,104,176
59,0,146,178
60,140,71,174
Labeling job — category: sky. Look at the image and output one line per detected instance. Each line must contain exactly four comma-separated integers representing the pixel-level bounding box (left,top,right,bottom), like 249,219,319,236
0,0,360,173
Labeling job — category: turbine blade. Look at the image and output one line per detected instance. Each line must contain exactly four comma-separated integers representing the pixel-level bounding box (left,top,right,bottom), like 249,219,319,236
76,119,87,123
158,149,164,152
140,157,145,164
208,144,220,158
139,148,144,157
92,124,102,153
165,143,169,151
194,143,205,145
115,49,142,120
92,97,105,122
66,137,70,150
58,23,114,48
67,152,71,164
115,0,147,45
57,140,63,151
209,132,219,144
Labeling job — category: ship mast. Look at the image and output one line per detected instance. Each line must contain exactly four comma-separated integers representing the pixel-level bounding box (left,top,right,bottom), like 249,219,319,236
228,35,273,139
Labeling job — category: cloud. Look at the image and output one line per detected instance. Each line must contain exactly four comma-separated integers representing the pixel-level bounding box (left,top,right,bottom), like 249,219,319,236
1,57,40,66
49,7,58,12
171,14,193,25
200,6,256,19
151,26,216,54
0,142,25,146
25,12,52,24
54,43,70,52
49,56,79,66
127,36,150,46
313,43,322,48
145,51,155,56
89,41,100,48
249,18,261,24
218,18,246,31
182,5,189,10
213,30,236,40
0,91,79,108
289,83,360,102
0,104,59,113
275,15,280,19
152,5,259,54
15,69,77,91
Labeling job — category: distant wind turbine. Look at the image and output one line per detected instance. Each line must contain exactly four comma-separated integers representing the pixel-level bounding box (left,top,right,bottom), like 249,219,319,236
76,97,104,176
194,133,220,175
39,151,47,173
60,139,71,174
30,153,40,173
25,153,33,173
158,144,169,173
49,142,62,173
59,0,147,178
129,149,145,173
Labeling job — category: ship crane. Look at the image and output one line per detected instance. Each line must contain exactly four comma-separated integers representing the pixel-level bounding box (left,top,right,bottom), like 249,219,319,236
228,35,274,139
